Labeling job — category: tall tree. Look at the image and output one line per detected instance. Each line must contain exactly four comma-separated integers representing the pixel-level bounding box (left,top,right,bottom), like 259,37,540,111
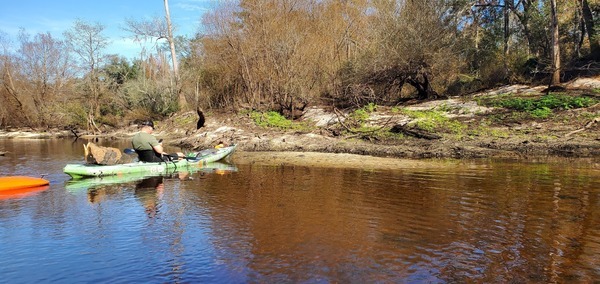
579,0,599,56
550,0,561,84
64,20,109,132
164,0,187,110
163,0,179,78
124,0,187,110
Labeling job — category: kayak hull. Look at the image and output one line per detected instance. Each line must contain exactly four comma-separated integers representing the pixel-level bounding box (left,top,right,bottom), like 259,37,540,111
64,145,236,179
66,162,238,191
0,176,50,191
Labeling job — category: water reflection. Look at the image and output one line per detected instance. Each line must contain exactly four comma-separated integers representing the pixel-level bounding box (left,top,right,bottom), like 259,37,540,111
186,163,600,283
1,139,600,282
134,176,164,218
0,185,49,200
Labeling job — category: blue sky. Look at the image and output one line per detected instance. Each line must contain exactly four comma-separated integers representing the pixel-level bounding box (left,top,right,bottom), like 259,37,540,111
0,0,216,59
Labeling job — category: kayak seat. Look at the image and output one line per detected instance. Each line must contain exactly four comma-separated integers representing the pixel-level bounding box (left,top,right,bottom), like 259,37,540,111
135,149,164,163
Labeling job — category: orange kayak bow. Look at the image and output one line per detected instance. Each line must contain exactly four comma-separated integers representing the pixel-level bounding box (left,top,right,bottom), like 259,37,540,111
0,176,50,191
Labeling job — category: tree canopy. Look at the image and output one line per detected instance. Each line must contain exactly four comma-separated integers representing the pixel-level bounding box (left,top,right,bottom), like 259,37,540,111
0,0,598,128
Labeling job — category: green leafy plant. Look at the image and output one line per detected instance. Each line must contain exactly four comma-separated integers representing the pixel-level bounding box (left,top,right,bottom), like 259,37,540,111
529,106,553,118
251,111,292,128
478,93,597,119
364,102,377,112
350,103,377,123
250,111,310,130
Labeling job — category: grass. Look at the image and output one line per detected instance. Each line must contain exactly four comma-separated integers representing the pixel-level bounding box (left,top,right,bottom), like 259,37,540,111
477,93,598,119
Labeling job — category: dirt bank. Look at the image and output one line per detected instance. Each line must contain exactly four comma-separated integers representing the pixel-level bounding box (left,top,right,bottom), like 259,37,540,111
168,78,600,160
169,110,600,161
2,78,600,162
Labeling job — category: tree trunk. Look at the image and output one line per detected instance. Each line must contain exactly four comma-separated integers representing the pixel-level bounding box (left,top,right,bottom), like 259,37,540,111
581,0,599,57
503,1,510,80
550,0,561,85
406,72,440,100
513,0,534,57
163,0,187,109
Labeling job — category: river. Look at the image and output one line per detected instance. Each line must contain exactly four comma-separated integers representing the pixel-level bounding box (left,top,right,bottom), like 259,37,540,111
0,138,599,283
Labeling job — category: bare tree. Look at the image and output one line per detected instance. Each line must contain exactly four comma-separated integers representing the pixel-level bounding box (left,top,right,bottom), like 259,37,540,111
359,0,459,102
64,19,109,132
0,31,30,126
123,0,187,110
18,30,72,123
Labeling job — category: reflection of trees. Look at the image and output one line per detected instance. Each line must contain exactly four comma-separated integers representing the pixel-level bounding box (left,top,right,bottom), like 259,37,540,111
186,162,600,282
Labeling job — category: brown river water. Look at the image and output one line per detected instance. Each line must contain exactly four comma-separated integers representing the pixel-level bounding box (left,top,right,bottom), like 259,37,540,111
0,138,599,283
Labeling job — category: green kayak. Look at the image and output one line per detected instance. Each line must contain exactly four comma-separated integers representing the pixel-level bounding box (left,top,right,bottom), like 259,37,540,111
65,161,238,191
64,145,237,179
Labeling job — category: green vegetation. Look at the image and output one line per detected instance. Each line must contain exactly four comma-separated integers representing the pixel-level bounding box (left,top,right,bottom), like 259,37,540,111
349,103,377,125
250,111,310,131
478,94,598,119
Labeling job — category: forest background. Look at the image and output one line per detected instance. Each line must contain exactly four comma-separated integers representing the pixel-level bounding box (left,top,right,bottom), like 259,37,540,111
0,0,598,132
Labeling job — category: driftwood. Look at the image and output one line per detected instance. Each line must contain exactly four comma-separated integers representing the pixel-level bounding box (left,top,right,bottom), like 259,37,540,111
565,117,600,137
390,124,441,140
70,128,79,139
0,151,6,156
